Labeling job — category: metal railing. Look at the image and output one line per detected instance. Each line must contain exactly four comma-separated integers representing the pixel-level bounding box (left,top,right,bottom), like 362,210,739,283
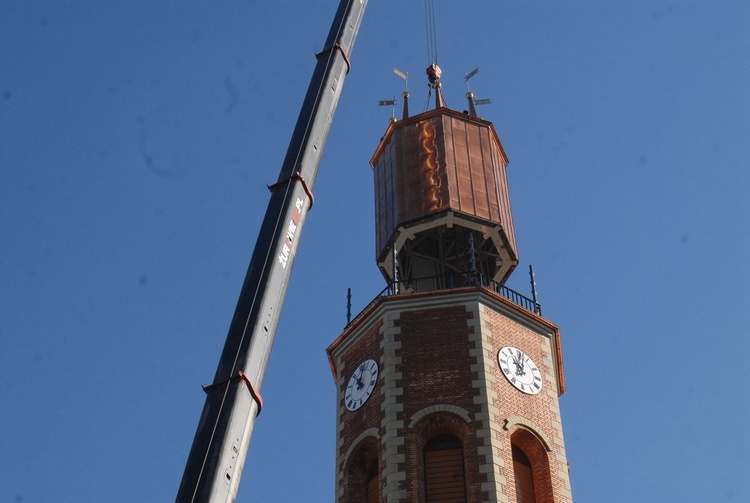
347,272,542,327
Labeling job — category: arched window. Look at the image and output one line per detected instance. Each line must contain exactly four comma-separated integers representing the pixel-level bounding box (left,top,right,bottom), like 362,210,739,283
423,434,466,502
512,444,536,503
343,439,379,503
510,428,554,503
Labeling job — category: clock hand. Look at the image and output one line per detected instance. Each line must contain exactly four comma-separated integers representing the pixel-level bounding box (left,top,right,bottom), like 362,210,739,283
514,351,526,376
355,373,364,390
511,356,523,376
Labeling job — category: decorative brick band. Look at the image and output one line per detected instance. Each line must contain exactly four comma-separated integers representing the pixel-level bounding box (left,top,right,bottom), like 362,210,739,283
408,404,472,428
502,415,552,452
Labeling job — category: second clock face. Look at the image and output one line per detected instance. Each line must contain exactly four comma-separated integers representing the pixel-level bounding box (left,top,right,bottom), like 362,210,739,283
497,346,543,395
345,359,379,411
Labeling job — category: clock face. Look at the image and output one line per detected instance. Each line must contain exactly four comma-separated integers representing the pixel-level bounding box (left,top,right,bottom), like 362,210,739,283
345,359,379,411
497,346,542,395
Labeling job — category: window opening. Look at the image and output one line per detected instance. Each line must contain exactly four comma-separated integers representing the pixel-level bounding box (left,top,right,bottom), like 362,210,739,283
366,463,379,503
512,444,536,503
424,434,466,502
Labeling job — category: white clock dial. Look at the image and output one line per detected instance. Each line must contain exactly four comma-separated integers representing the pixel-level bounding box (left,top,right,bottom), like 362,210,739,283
345,359,379,411
497,346,542,395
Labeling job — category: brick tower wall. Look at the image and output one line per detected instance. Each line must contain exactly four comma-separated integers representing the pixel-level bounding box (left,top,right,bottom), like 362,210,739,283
480,305,573,502
330,290,572,503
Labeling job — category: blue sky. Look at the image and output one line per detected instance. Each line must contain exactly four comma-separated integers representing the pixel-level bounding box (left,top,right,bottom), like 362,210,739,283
1,1,749,501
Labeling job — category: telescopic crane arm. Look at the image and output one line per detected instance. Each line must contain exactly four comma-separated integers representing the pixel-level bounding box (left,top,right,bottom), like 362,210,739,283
176,1,369,501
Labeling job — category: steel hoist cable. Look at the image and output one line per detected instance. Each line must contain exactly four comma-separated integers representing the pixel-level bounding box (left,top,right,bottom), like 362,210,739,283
424,0,439,65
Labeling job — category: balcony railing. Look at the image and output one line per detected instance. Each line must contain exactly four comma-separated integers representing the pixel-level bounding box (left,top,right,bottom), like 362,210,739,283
347,272,542,327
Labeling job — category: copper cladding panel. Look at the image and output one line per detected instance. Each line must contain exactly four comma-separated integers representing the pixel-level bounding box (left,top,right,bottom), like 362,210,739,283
372,109,517,259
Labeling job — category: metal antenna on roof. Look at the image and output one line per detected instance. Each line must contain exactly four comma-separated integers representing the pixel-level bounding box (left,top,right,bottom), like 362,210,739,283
394,68,410,119
346,287,352,325
465,67,479,90
394,68,408,92
529,264,541,315
464,67,492,117
378,97,397,122
473,98,492,115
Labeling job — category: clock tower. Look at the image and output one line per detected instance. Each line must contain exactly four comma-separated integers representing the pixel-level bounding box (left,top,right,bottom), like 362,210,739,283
327,68,573,502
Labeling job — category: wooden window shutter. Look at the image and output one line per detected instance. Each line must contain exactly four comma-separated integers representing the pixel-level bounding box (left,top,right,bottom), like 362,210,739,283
424,435,466,503
512,444,536,503
366,469,379,503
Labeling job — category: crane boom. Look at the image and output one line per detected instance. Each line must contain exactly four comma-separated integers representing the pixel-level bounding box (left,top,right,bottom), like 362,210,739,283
176,1,369,501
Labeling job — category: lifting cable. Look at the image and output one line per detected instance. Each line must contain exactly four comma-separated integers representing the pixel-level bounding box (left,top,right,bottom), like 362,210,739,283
423,0,440,112
424,0,439,66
